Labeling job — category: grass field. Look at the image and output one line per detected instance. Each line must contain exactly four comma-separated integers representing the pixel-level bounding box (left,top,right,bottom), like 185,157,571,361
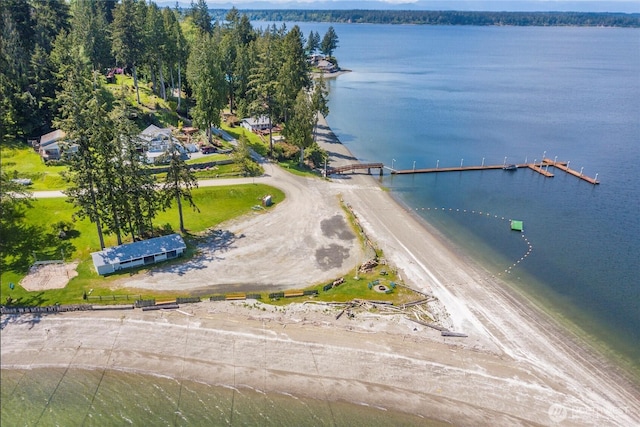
1,143,68,190
1,184,284,306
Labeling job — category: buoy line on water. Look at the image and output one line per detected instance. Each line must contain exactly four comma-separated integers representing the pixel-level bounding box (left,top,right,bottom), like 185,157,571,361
413,207,533,276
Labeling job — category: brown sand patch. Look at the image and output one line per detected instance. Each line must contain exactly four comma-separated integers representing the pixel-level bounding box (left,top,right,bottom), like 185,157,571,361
19,262,79,291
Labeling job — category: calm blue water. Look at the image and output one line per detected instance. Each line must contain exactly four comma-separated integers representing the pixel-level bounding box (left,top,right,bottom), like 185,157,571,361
291,23,640,371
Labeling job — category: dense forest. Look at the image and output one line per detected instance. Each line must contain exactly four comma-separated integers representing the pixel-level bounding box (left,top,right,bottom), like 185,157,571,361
0,1,337,141
216,9,640,28
0,0,335,251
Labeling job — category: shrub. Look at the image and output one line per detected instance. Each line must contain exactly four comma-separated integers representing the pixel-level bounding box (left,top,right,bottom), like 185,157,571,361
305,143,328,168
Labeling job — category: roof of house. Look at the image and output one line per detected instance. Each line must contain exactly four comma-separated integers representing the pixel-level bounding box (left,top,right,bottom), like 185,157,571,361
40,129,66,146
140,124,166,136
91,234,186,268
317,60,336,69
242,116,270,127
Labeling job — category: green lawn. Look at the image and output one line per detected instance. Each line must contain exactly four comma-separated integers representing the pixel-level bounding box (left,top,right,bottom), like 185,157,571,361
1,184,284,306
1,143,68,190
277,159,323,178
186,153,231,165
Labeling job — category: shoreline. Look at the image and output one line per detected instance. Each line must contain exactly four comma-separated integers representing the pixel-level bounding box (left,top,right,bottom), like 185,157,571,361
385,178,640,384
313,114,640,415
2,115,640,424
316,110,640,381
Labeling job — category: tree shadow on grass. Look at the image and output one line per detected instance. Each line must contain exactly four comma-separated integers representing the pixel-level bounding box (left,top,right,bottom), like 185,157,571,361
1,222,77,275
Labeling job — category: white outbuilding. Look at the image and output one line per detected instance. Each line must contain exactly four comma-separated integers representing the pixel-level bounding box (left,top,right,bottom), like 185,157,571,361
241,116,271,132
91,234,186,275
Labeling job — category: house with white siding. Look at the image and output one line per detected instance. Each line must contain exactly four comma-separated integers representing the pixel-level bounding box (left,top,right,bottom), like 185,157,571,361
38,129,77,161
241,116,271,133
91,234,186,275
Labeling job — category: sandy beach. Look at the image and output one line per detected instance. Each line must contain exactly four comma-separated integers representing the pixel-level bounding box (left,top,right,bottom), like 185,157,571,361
2,116,639,425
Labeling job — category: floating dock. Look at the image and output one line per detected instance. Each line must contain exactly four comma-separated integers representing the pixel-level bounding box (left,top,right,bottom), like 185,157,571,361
510,220,524,232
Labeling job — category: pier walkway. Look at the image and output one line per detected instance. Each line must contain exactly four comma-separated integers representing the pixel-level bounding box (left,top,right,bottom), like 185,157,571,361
327,163,384,176
541,158,599,184
391,159,598,184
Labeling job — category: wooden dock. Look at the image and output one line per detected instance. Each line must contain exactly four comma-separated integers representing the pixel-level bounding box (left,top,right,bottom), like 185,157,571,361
393,164,506,174
542,158,599,184
391,159,599,184
526,163,554,177
328,162,385,176
393,163,553,176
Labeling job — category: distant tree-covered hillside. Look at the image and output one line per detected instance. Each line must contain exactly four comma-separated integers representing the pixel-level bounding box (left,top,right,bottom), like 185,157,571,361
210,9,640,28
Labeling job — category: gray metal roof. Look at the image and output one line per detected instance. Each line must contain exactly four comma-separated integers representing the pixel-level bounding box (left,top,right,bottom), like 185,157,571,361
91,234,186,268
40,129,66,146
242,116,270,127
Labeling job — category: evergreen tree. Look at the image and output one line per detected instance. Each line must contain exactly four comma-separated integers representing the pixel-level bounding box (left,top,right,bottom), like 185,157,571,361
189,0,211,34
55,45,108,249
232,43,252,118
305,30,320,55
219,30,238,112
284,89,315,167
111,93,160,240
28,44,57,134
1,8,30,138
160,141,199,233
233,133,261,177
145,2,168,99
111,0,144,104
187,32,226,144
248,32,279,157
163,7,188,110
70,0,112,72
277,25,310,123
320,26,339,58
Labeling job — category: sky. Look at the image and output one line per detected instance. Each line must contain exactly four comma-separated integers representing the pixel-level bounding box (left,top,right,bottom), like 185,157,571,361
184,1,640,13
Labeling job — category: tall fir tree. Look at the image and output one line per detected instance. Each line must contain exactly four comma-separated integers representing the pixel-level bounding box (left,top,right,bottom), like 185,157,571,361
160,141,199,233
186,32,226,144
55,47,109,249
111,0,144,104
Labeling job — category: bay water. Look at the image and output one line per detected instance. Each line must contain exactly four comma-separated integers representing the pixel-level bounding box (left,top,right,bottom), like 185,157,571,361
307,23,640,372
2,22,638,425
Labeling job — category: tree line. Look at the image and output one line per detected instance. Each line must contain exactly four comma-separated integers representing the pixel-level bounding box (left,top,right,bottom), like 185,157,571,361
229,9,640,28
1,0,336,250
